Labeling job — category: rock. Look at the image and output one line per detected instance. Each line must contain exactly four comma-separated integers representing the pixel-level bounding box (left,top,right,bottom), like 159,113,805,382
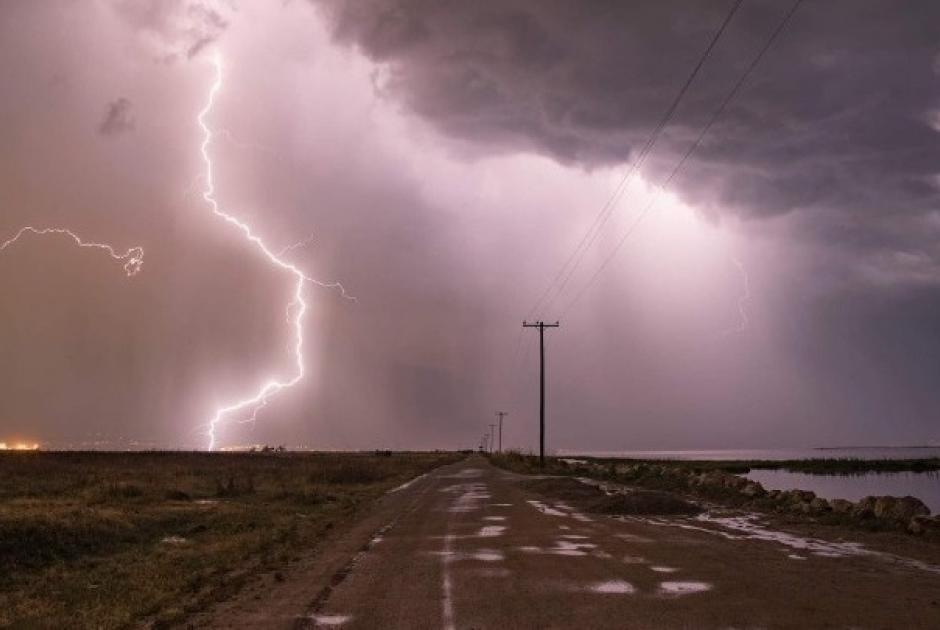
789,500,813,514
873,496,896,519
766,489,782,502
704,472,725,487
873,496,930,522
829,499,854,514
895,496,930,520
852,496,878,519
909,515,940,535
741,482,766,498
809,497,831,512
615,464,639,477
796,490,817,503
780,489,815,505
723,476,748,491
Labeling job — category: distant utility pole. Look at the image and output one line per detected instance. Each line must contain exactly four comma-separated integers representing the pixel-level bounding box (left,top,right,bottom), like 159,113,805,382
495,411,508,454
488,423,496,454
523,320,560,467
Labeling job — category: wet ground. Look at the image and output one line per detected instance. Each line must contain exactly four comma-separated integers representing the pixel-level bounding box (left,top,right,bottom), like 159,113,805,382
193,456,940,629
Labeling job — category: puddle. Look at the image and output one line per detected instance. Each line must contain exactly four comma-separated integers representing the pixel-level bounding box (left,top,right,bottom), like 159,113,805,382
591,549,614,559
490,503,512,507
483,516,507,522
526,500,567,517
161,536,188,545
658,581,712,596
517,541,596,557
556,539,597,551
309,614,351,626
389,473,427,493
788,554,807,561
589,580,636,594
639,514,940,575
478,525,507,537
623,555,647,564
697,514,868,558
435,549,505,563
558,525,570,530
469,567,511,578
471,550,505,562
559,534,590,540
448,484,492,513
651,566,678,573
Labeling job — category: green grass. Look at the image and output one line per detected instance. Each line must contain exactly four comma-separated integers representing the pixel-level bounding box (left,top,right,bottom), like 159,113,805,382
0,451,461,628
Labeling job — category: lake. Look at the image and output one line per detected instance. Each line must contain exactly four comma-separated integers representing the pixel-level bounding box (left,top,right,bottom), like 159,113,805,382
562,447,940,461
742,469,940,514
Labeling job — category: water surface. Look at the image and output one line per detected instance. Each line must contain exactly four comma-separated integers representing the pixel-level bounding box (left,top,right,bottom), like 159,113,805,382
564,447,940,461
743,469,940,513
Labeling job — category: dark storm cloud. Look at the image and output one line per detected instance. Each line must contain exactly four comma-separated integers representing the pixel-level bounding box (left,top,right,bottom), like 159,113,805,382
98,97,135,136
111,0,232,61
314,0,940,247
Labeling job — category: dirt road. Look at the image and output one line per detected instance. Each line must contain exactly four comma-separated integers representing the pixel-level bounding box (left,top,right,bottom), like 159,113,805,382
195,456,940,629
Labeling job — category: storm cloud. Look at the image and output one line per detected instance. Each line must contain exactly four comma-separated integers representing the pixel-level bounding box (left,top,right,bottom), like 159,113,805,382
2,1,940,452
315,0,940,281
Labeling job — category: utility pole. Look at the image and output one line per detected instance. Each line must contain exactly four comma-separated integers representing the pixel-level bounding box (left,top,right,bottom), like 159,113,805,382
488,423,496,454
522,321,559,467
495,411,508,454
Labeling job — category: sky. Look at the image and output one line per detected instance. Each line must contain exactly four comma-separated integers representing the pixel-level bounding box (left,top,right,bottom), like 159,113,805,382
1,0,939,451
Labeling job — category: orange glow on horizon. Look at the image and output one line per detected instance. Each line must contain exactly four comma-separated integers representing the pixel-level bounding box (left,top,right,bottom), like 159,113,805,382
0,441,41,451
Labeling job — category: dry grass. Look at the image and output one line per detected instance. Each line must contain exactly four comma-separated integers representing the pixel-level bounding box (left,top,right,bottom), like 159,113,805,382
0,451,460,628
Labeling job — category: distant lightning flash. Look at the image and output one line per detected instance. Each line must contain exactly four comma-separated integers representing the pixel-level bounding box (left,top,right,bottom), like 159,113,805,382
0,226,144,276
199,53,352,450
723,254,750,335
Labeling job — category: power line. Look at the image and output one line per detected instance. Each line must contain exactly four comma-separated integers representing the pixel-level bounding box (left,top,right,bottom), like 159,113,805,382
524,0,746,321
561,0,805,317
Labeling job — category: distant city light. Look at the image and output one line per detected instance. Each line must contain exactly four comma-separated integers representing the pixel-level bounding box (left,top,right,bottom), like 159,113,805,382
0,442,40,451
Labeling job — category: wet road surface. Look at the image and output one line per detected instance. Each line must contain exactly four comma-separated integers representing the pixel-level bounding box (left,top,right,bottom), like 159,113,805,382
198,456,940,629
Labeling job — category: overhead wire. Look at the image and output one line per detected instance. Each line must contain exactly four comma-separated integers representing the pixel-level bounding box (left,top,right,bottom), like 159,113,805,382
523,0,746,322
560,0,805,318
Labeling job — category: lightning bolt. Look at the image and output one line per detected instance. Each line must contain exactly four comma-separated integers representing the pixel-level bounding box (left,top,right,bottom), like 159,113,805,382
1,54,350,452
199,53,352,450
0,226,144,276
723,254,750,335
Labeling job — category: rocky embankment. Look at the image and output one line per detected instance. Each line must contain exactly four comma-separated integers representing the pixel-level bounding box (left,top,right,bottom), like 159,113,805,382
562,460,940,538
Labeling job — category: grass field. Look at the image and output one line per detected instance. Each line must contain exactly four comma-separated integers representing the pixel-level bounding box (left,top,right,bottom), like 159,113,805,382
0,451,461,628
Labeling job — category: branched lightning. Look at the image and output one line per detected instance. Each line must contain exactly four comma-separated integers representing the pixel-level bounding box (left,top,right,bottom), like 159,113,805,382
278,233,317,258
0,226,144,276
199,53,352,450
1,54,350,452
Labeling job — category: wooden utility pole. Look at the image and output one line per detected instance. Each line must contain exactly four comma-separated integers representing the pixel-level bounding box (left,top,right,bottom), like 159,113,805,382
522,321,559,467
495,411,508,454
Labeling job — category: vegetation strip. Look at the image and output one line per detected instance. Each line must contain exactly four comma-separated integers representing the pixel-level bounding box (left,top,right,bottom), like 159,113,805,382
0,451,460,628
